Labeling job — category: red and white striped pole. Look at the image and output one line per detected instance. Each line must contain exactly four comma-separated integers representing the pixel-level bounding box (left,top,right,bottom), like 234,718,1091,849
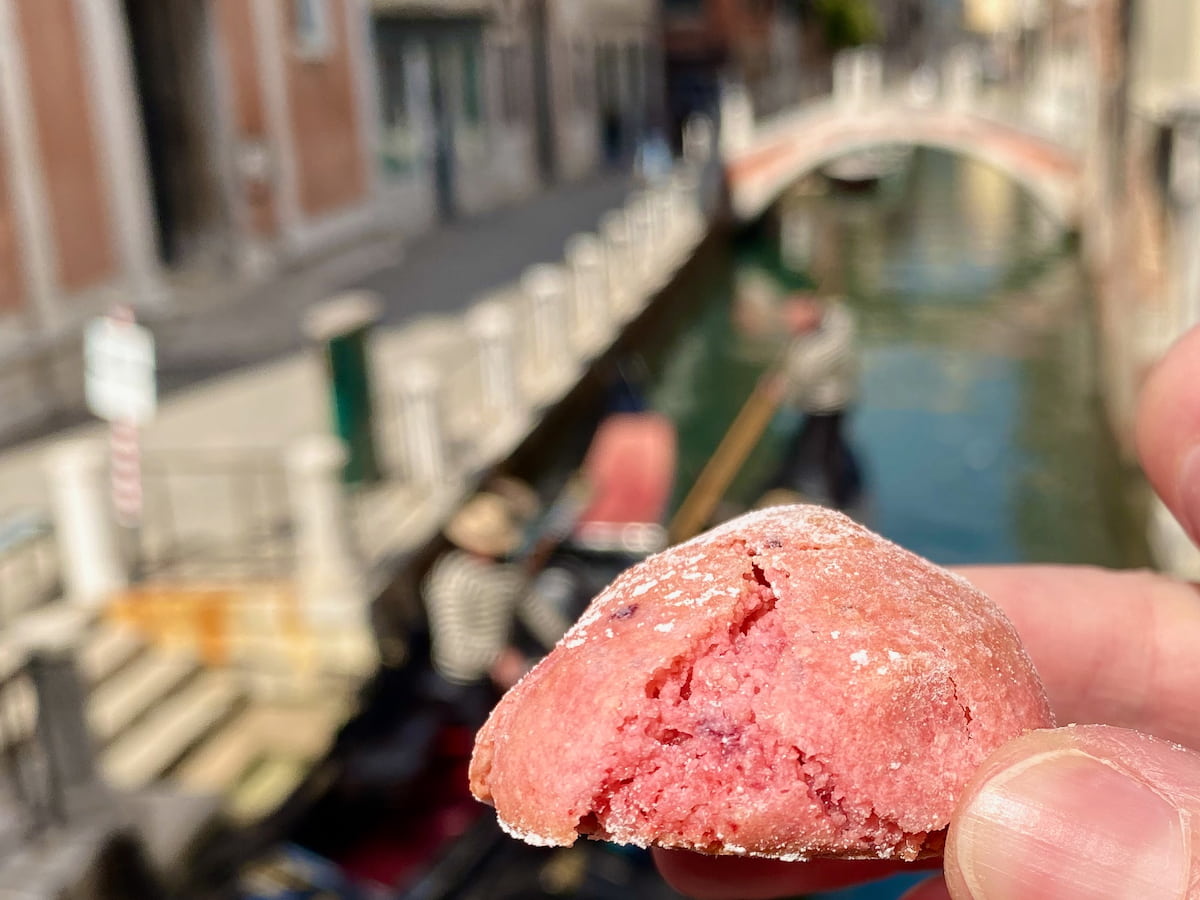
107,304,143,529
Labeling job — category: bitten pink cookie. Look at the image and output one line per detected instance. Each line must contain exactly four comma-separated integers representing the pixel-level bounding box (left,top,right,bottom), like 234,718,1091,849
470,505,1053,862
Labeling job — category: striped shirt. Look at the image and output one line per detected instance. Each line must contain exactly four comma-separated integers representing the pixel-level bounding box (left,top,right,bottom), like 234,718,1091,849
781,300,860,414
422,550,572,685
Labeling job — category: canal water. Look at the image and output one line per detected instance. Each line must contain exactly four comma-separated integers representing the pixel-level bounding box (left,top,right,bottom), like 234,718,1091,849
633,148,1150,898
649,147,1149,572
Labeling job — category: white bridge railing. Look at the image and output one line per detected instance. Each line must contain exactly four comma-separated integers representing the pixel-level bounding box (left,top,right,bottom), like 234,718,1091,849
722,44,1091,162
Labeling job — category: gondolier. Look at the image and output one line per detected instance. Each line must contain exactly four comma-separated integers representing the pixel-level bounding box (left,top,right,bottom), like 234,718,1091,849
767,293,864,510
422,481,573,710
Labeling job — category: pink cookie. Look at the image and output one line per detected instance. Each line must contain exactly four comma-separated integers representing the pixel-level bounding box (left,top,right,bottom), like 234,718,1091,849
470,505,1053,861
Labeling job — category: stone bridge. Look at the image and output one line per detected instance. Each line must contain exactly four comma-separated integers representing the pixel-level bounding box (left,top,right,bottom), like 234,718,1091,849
719,49,1086,226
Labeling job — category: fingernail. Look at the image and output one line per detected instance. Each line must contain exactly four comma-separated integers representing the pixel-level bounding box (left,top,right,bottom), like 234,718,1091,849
955,750,1189,900
1179,446,1200,540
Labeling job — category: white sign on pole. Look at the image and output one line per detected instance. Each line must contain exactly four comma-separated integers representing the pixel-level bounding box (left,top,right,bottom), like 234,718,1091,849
84,316,157,425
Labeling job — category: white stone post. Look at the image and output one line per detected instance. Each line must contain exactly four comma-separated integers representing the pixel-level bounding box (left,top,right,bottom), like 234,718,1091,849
665,174,687,250
834,47,883,112
718,81,755,157
303,290,383,343
864,47,884,100
649,182,672,238
565,233,610,350
905,66,939,108
944,45,982,112
670,170,702,248
600,210,636,317
521,264,571,384
833,50,855,110
286,434,362,607
626,192,656,284
284,434,376,675
467,300,520,419
648,184,680,267
45,442,127,609
394,362,447,486
682,113,714,169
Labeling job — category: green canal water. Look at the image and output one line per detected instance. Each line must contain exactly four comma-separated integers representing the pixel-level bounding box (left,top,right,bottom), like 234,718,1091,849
648,148,1149,571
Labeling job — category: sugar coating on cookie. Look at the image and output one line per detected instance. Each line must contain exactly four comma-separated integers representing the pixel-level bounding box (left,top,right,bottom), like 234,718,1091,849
469,505,1053,861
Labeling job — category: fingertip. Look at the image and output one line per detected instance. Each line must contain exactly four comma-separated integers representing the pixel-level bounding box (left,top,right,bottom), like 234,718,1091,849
1135,324,1200,540
946,725,1200,900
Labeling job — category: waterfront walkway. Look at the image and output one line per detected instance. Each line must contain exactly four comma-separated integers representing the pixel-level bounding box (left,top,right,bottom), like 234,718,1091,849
0,172,633,515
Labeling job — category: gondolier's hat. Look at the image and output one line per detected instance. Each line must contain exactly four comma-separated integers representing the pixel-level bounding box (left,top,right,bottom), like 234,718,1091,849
445,492,523,558
484,475,540,525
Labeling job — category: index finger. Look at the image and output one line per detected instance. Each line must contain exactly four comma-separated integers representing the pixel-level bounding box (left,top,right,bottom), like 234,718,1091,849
1136,324,1200,543
959,565,1200,748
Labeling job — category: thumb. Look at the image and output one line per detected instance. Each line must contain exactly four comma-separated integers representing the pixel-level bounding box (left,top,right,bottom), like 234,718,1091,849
944,724,1200,899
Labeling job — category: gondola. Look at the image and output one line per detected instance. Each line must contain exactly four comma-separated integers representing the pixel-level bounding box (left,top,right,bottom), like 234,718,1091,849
227,412,681,900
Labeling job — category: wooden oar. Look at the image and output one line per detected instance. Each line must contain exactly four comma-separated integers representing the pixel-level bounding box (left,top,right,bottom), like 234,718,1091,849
668,367,785,544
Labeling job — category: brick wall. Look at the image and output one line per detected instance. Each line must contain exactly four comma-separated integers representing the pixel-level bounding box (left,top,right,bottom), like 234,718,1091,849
15,0,115,293
283,0,369,218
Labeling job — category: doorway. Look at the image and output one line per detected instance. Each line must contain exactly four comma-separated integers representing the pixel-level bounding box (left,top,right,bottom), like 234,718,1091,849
121,0,227,270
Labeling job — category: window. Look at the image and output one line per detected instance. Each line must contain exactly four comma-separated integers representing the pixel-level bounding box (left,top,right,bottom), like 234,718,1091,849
293,0,334,60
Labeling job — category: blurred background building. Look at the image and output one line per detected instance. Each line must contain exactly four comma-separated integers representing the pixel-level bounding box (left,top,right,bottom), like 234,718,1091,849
0,0,664,447
372,0,663,222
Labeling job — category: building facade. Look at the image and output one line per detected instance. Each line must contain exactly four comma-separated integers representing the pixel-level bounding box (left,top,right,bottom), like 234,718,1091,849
0,0,662,443
371,0,661,223
662,0,786,140
0,0,384,440
0,0,383,331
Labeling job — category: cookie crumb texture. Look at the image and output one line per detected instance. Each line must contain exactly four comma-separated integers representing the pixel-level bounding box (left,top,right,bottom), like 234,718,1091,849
469,505,1053,861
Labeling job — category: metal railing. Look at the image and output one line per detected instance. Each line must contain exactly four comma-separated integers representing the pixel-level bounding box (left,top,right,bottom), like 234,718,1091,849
137,449,294,581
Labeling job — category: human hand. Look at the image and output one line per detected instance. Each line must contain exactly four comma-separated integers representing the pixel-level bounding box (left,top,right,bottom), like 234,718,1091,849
490,646,531,691
655,325,1200,898
762,372,788,405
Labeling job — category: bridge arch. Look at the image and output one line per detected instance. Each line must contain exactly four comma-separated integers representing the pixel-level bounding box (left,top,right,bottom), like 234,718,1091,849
724,104,1083,226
